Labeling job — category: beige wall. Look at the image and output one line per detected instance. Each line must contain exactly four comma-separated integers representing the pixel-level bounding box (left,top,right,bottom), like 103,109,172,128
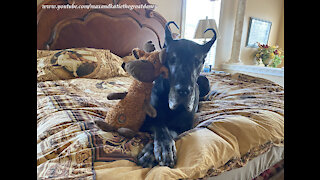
276,5,284,67
148,0,182,35
277,5,284,50
240,0,284,65
215,0,284,69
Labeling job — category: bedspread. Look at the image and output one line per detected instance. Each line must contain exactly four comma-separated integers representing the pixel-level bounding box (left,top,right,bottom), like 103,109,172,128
37,72,284,180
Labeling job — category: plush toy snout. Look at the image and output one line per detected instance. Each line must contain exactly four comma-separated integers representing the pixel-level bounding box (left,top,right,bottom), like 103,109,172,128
123,47,168,82
124,60,156,83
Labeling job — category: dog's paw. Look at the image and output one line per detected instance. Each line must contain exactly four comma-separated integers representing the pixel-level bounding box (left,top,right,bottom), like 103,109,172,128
154,137,177,168
137,142,157,168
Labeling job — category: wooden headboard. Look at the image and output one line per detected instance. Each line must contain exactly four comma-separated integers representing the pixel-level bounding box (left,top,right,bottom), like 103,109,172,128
37,0,167,57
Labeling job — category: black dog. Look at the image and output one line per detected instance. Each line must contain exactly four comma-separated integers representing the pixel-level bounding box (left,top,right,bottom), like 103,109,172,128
137,21,217,168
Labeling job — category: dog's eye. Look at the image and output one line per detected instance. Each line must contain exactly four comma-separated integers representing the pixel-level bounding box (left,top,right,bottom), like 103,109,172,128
168,57,176,64
194,57,204,64
200,55,207,64
167,53,177,65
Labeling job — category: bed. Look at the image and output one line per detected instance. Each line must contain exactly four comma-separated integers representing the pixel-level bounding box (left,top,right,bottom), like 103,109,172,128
37,0,284,179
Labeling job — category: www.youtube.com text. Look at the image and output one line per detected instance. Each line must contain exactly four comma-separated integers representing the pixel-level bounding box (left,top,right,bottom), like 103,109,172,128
41,3,156,11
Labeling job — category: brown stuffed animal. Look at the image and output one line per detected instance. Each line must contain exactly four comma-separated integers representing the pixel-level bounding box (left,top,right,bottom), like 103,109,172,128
95,47,168,138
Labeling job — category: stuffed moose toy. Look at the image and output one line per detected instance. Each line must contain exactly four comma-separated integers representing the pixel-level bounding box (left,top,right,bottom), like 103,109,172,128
95,42,168,138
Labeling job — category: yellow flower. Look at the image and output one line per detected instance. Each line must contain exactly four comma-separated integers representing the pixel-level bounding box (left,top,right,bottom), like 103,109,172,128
256,53,260,57
270,53,275,59
271,45,277,49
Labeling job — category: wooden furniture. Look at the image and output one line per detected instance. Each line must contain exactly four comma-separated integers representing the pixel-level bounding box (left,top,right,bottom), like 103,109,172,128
37,0,167,57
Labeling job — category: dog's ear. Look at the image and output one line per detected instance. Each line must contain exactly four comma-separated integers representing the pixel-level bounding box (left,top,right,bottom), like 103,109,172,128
159,48,166,64
132,48,146,59
124,60,155,83
164,21,179,47
202,28,217,53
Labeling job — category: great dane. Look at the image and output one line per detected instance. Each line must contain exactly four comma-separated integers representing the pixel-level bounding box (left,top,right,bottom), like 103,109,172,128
137,21,217,168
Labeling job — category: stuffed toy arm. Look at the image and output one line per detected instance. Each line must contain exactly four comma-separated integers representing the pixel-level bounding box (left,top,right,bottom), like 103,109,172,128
144,99,157,118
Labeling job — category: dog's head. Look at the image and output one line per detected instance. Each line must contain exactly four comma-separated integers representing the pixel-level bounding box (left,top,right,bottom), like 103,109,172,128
162,21,217,112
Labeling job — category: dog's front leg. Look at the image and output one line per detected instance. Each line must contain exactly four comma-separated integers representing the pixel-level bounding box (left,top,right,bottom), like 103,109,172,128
137,125,177,168
137,141,158,168
153,125,177,168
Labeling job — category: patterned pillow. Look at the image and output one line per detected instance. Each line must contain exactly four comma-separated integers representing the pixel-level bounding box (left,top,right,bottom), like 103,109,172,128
37,48,128,82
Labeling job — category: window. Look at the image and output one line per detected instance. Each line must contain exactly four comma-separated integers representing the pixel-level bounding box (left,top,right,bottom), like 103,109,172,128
182,0,221,68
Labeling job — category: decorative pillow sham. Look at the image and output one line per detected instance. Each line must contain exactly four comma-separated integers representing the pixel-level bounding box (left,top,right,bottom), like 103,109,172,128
37,48,128,82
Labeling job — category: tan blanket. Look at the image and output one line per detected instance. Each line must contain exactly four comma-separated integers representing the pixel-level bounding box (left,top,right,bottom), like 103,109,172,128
37,72,284,179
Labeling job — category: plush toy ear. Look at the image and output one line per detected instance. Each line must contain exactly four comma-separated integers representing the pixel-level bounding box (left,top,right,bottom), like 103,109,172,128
124,60,156,82
132,48,146,59
143,41,156,53
159,48,166,64
107,92,128,100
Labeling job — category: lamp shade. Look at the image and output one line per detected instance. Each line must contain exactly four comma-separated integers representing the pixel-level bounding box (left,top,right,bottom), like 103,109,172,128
194,17,219,39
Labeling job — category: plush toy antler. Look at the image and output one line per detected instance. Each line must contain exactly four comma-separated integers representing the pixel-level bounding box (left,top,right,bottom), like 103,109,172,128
95,46,168,138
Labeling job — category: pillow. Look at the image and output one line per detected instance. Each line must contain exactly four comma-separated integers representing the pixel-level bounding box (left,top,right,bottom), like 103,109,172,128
37,48,128,82
121,53,136,63
37,49,61,59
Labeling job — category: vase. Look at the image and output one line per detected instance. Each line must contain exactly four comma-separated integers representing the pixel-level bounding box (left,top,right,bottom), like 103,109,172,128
255,58,264,67
262,58,272,67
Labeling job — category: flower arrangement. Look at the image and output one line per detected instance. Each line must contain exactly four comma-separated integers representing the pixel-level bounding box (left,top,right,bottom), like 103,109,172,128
255,43,284,68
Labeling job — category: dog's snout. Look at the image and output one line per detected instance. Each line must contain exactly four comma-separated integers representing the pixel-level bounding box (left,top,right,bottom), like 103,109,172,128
175,84,192,96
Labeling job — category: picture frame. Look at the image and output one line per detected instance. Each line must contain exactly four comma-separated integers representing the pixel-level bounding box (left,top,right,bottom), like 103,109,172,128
246,17,272,48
